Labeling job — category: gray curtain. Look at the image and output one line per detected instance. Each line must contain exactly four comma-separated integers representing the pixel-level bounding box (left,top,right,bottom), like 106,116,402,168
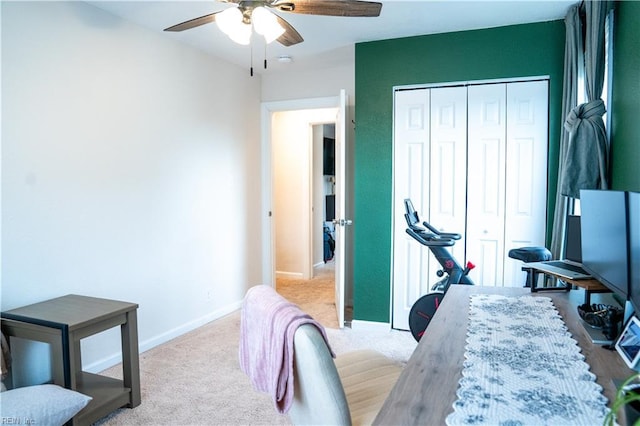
550,4,582,258
559,0,610,199
552,1,610,257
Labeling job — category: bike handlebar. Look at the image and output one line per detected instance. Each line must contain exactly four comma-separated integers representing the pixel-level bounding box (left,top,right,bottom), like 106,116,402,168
421,221,462,240
406,228,455,247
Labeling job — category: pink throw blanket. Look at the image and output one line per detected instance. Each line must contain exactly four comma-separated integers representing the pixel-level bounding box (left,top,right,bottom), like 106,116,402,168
238,285,334,414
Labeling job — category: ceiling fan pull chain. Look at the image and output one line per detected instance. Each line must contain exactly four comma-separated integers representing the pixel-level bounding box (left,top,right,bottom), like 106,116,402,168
250,41,254,76
264,44,268,70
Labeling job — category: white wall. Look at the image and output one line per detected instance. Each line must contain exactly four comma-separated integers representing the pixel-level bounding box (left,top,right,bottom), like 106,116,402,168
261,62,355,103
1,1,263,377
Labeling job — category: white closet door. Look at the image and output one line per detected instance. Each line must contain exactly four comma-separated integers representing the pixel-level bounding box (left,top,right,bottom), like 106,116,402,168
466,84,507,287
392,89,431,330
503,81,549,286
429,86,468,267
392,80,548,329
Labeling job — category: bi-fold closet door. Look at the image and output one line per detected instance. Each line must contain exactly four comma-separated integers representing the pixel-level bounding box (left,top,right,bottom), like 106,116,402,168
466,82,548,288
392,80,548,331
392,86,468,331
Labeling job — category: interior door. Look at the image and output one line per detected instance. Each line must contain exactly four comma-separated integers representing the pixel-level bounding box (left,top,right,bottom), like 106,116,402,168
466,83,507,286
333,89,348,328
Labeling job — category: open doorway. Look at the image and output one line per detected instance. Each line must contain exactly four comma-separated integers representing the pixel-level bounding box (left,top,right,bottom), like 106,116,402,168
261,92,350,329
270,110,339,328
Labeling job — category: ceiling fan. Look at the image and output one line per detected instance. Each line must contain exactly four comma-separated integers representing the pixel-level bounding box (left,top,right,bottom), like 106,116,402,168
164,0,383,47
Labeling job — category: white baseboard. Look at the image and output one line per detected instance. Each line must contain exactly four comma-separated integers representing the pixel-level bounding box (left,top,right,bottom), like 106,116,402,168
275,271,303,279
84,301,243,374
350,319,391,332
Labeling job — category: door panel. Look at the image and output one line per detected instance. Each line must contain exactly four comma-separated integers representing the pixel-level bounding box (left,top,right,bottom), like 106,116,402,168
429,87,468,267
392,89,431,330
478,239,500,284
467,84,506,286
392,87,467,330
503,81,549,286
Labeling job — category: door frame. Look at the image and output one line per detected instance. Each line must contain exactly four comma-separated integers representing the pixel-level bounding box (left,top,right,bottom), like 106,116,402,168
261,96,341,287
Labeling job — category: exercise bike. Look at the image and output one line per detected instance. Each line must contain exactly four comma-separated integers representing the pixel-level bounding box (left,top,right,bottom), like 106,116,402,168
403,199,475,341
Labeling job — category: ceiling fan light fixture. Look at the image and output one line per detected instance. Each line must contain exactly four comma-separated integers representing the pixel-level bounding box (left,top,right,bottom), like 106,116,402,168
251,7,285,44
216,7,252,45
229,22,252,45
216,7,242,34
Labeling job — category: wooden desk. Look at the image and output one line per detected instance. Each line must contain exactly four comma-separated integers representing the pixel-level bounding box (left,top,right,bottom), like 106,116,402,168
1,295,141,426
373,285,633,426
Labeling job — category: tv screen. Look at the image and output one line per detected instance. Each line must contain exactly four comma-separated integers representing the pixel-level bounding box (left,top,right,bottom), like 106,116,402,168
323,138,335,176
580,190,630,299
628,192,640,314
326,195,335,222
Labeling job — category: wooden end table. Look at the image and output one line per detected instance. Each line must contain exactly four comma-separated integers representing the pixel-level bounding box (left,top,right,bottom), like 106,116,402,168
1,294,141,425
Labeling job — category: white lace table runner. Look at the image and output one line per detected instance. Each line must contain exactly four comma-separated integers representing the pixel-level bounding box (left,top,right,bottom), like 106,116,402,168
446,294,610,426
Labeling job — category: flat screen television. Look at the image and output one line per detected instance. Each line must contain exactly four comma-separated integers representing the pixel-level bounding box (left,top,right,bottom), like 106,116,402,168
628,191,640,314
580,189,630,300
323,137,335,176
325,195,335,222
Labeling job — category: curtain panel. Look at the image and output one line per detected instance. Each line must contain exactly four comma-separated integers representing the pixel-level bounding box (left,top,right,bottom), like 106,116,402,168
551,4,582,257
560,0,610,199
552,0,611,257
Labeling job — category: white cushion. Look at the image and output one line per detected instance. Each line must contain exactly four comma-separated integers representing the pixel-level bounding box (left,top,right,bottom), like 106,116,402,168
0,384,92,426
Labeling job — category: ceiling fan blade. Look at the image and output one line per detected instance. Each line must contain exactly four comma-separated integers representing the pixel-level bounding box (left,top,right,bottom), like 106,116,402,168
272,0,382,17
274,15,304,46
164,12,220,32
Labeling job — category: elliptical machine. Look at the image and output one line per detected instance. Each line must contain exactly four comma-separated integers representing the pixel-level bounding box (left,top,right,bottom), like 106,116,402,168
403,199,474,341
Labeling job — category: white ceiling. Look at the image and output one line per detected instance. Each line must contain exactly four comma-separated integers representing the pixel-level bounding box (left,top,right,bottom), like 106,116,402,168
87,0,575,75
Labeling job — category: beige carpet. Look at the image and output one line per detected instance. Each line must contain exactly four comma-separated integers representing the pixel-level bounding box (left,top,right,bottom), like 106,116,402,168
276,262,340,329
95,311,291,426
93,269,416,425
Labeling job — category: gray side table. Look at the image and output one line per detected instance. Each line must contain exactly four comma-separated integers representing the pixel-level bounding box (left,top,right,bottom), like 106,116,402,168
1,294,141,425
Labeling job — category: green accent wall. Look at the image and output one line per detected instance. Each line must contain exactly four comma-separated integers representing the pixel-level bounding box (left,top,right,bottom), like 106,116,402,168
353,21,566,323
611,0,640,191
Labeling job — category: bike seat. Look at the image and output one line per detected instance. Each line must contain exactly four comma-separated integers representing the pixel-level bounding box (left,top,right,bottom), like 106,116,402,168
508,246,552,263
